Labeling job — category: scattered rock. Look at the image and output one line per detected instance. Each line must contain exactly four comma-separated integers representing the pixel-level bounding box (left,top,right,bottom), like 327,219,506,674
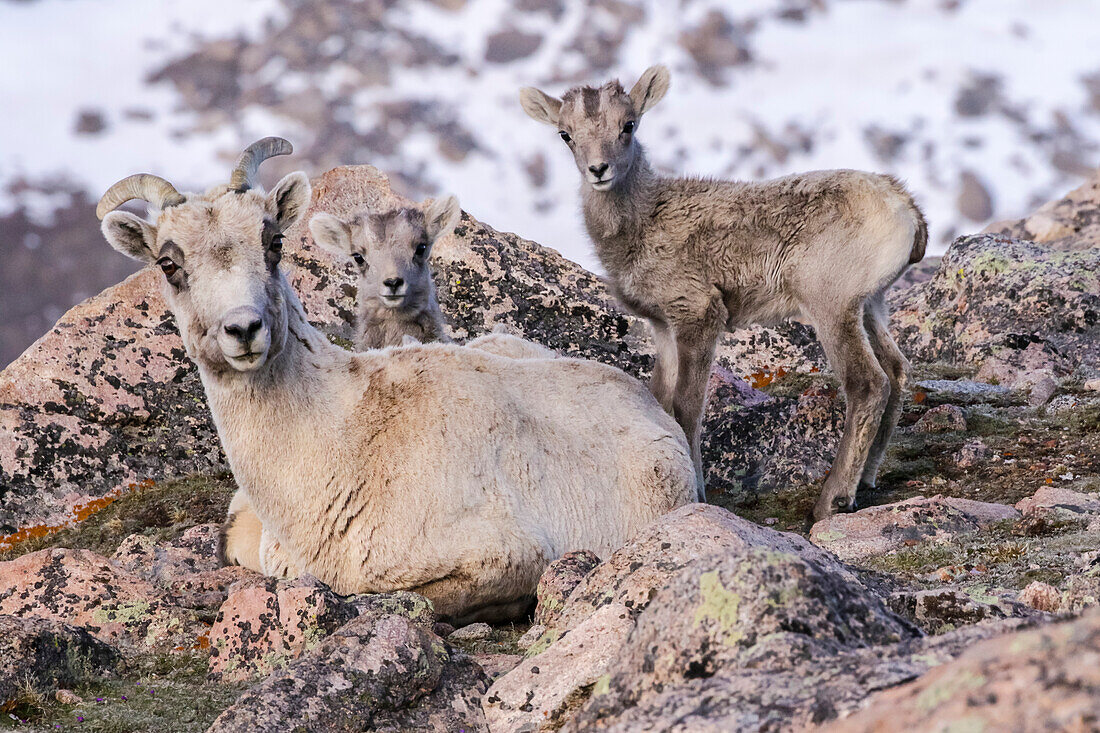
208,613,490,732
533,549,601,627
913,404,967,433
821,609,1100,732
986,164,1100,250
54,689,83,705
207,575,357,682
679,10,752,84
913,378,1012,404
1018,581,1062,613
810,495,1020,561
471,653,522,680
517,623,546,651
449,622,492,642
888,587,1035,633
0,615,120,708
485,603,635,732
957,169,993,221
484,28,542,63
952,438,994,469
0,548,200,649
1016,486,1100,516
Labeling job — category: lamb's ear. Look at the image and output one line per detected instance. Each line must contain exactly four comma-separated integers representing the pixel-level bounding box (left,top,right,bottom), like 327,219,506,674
267,172,311,230
519,87,563,127
629,65,670,115
401,334,421,346
424,195,461,242
101,212,158,264
309,212,353,255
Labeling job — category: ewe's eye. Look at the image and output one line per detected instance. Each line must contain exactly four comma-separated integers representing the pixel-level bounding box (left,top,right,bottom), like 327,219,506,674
351,252,365,267
559,131,572,143
270,233,284,253
157,257,179,278
415,242,428,258
621,120,635,136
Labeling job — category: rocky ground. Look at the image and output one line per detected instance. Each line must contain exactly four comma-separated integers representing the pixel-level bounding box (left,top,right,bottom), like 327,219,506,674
0,165,1098,730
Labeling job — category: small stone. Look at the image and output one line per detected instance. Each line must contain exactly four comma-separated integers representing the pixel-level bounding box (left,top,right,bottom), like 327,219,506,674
448,622,492,642
517,624,547,651
1084,378,1100,392
432,622,455,638
913,404,967,433
534,550,601,627
55,689,83,705
953,438,993,469
1018,581,1061,613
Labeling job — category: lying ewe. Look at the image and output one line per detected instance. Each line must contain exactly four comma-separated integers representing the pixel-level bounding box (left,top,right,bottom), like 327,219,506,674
310,202,558,358
520,66,926,519
98,138,696,622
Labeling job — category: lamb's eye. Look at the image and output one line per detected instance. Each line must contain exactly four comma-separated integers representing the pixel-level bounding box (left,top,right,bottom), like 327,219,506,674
270,233,284,253
559,131,572,143
157,258,179,278
351,252,365,267
415,242,428,257
622,120,635,135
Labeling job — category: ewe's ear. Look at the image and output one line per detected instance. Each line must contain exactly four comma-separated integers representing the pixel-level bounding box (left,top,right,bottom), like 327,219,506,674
101,212,158,264
519,87,563,127
401,334,421,346
424,195,462,242
629,65,670,115
309,212,353,256
267,172,311,230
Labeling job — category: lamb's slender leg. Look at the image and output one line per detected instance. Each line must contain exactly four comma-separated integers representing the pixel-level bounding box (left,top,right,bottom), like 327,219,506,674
860,291,910,491
672,302,725,503
648,319,678,414
812,306,890,521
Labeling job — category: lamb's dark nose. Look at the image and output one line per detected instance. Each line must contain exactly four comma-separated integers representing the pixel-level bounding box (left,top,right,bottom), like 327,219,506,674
588,163,609,178
383,277,404,290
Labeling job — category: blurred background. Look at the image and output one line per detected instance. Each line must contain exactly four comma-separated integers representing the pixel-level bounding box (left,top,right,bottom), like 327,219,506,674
2,0,1099,368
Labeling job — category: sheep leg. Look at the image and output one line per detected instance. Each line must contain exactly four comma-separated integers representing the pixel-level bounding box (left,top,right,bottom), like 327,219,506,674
218,490,264,572
672,305,724,503
648,319,678,414
259,529,301,580
812,307,890,521
859,292,909,491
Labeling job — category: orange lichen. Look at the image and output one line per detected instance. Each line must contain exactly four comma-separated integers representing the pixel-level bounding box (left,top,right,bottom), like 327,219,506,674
912,391,927,404
747,367,789,390
0,479,156,553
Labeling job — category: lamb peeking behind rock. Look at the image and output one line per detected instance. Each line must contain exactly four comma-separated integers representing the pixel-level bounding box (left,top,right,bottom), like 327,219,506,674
97,138,697,623
309,199,558,359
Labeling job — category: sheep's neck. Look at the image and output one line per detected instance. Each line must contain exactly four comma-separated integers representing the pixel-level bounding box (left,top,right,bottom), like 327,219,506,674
581,149,659,276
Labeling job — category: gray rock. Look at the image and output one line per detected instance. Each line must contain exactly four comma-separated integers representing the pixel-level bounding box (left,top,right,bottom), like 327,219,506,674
913,404,967,433
887,587,1035,633
448,622,492,642
914,379,1013,403
0,615,120,707
533,550,601,628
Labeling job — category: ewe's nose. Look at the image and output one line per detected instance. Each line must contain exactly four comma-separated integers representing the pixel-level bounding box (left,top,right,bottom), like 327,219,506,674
383,277,404,291
588,163,609,178
222,308,264,345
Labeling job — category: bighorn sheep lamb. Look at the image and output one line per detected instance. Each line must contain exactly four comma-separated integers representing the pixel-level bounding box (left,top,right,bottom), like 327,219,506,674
309,202,557,359
520,66,927,519
97,138,696,622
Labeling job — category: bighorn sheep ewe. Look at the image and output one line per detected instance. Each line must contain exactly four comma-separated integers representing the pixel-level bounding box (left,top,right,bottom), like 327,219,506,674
520,66,927,519
309,202,558,358
98,138,696,622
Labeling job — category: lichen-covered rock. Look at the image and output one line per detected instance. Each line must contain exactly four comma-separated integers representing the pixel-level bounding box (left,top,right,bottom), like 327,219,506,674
485,602,635,732
986,165,1100,250
0,615,120,707
208,613,490,732
207,575,357,682
891,234,1100,376
448,622,492,642
0,548,201,649
912,403,967,433
821,609,1100,733
887,587,1036,634
1018,581,1063,613
0,163,826,533
533,550,601,628
549,504,859,637
1015,486,1100,516
952,437,994,469
810,495,1020,561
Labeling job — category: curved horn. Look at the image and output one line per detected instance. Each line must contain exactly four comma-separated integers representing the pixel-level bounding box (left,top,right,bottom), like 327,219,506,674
229,137,293,192
96,174,185,221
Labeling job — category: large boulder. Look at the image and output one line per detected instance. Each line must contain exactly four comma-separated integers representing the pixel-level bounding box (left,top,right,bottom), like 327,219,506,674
986,165,1100,250
208,611,490,732
0,615,120,708
821,608,1100,732
890,233,1100,376
0,164,824,533
0,548,201,649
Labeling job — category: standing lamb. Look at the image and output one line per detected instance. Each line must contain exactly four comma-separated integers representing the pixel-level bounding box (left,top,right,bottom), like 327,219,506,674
97,138,696,622
520,66,926,519
309,201,558,358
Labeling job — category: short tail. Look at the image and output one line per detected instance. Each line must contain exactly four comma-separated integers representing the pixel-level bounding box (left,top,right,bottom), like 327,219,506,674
907,196,928,264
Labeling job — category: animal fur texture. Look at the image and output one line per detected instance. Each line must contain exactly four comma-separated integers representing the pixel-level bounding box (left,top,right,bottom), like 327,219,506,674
98,141,697,622
521,66,926,520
